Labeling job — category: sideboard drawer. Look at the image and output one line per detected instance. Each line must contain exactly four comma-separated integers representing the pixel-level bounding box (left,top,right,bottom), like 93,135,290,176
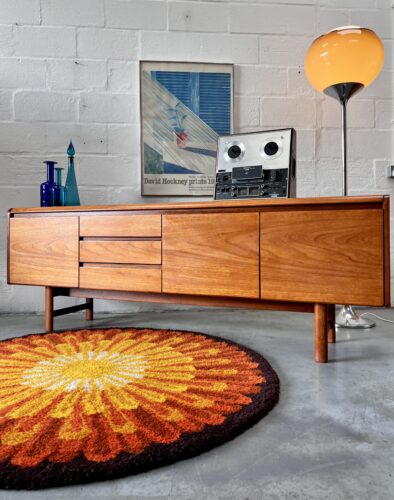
80,265,162,292
80,240,162,264
80,215,161,237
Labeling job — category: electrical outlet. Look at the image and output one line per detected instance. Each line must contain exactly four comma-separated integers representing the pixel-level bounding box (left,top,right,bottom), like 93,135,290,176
386,165,394,178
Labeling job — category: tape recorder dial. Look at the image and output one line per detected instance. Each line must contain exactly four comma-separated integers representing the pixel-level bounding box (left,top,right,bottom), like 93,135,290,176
214,128,296,200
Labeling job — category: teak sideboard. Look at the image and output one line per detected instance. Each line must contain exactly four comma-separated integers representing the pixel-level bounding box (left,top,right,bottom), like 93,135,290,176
8,196,390,363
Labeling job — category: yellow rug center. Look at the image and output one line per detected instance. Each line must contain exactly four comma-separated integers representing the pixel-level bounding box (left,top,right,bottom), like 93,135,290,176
21,351,146,392
61,358,115,380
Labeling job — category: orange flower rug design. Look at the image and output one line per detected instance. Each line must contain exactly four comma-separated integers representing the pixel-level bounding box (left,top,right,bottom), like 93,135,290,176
0,327,279,489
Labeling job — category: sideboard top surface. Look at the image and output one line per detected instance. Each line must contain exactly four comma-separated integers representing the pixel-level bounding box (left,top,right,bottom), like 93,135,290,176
8,195,388,215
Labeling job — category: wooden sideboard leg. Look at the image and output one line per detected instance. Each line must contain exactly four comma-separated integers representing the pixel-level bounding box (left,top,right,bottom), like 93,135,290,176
45,286,54,332
314,303,328,363
85,298,94,321
327,304,336,344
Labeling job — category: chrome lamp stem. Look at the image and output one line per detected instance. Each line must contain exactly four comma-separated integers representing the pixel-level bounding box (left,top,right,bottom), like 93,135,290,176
341,98,348,196
324,82,376,328
325,83,376,329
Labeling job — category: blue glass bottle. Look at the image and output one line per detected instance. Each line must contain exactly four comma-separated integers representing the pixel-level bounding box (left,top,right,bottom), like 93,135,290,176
65,141,80,206
40,161,57,207
52,167,66,206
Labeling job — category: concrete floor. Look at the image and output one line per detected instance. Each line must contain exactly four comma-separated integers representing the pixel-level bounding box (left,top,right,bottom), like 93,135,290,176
0,307,393,500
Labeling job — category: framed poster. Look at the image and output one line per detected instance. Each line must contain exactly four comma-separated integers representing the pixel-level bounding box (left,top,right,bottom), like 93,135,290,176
140,61,234,196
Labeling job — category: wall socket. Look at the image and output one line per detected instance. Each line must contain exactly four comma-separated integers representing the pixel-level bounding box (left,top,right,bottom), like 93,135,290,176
386,165,394,178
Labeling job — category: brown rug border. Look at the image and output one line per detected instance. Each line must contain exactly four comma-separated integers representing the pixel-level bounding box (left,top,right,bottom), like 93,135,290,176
0,326,280,490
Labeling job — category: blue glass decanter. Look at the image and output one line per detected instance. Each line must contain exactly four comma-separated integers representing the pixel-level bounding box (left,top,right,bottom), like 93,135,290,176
65,141,80,206
40,161,57,207
53,167,66,206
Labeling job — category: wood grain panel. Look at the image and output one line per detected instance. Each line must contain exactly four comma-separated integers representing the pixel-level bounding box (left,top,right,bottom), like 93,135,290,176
80,214,161,237
163,212,259,298
261,209,384,306
80,266,161,293
9,216,79,287
64,288,315,312
383,196,391,306
9,195,386,214
80,240,161,264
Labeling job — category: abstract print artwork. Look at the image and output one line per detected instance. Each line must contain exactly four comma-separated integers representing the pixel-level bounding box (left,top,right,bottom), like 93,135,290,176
140,62,233,196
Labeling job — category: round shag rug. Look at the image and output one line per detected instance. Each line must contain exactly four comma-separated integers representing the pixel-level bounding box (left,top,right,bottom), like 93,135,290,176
0,327,279,489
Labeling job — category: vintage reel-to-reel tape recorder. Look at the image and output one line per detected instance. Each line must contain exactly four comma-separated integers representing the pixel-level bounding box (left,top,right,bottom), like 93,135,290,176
214,128,296,200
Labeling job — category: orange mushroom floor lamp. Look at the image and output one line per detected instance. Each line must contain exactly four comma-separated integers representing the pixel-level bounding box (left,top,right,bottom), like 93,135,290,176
304,26,384,329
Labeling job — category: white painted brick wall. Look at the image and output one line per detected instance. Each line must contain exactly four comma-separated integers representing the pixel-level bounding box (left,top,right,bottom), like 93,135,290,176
41,0,105,27
14,91,77,122
0,59,46,89
107,0,167,30
261,97,316,128
376,100,394,129
320,99,375,128
48,60,108,91
77,28,138,59
79,93,138,123
234,96,260,129
259,36,310,66
201,34,259,63
0,0,40,25
0,26,15,57
0,123,47,153
234,66,287,96
107,61,139,92
0,0,392,313
0,91,12,120
107,124,139,154
141,31,201,60
14,26,76,58
168,1,228,32
317,8,349,34
229,4,316,35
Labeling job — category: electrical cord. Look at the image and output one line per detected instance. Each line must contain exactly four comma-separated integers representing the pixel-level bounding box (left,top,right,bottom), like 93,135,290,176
360,312,394,324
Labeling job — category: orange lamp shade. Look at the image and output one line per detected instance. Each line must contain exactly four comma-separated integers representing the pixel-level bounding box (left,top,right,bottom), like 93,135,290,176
304,26,384,94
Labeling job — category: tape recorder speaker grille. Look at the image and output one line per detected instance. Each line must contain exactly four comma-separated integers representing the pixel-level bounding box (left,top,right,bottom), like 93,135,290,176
214,128,296,200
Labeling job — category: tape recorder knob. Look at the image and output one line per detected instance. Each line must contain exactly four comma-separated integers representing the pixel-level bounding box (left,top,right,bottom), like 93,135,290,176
227,145,242,159
264,141,279,156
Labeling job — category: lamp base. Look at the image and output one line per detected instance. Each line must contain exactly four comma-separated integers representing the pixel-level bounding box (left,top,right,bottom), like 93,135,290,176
335,304,376,329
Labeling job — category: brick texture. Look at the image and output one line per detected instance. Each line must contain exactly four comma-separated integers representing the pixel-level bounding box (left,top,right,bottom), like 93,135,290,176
0,0,392,312
41,0,105,27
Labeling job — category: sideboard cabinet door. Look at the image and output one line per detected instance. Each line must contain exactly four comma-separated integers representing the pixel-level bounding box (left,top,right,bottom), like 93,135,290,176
163,213,259,298
260,208,384,306
9,216,79,287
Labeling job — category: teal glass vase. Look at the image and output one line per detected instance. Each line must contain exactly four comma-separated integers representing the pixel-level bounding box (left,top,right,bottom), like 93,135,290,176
65,141,80,206
54,167,66,206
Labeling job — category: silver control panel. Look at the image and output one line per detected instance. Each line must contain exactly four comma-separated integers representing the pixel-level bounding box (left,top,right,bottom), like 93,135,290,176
215,129,296,200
